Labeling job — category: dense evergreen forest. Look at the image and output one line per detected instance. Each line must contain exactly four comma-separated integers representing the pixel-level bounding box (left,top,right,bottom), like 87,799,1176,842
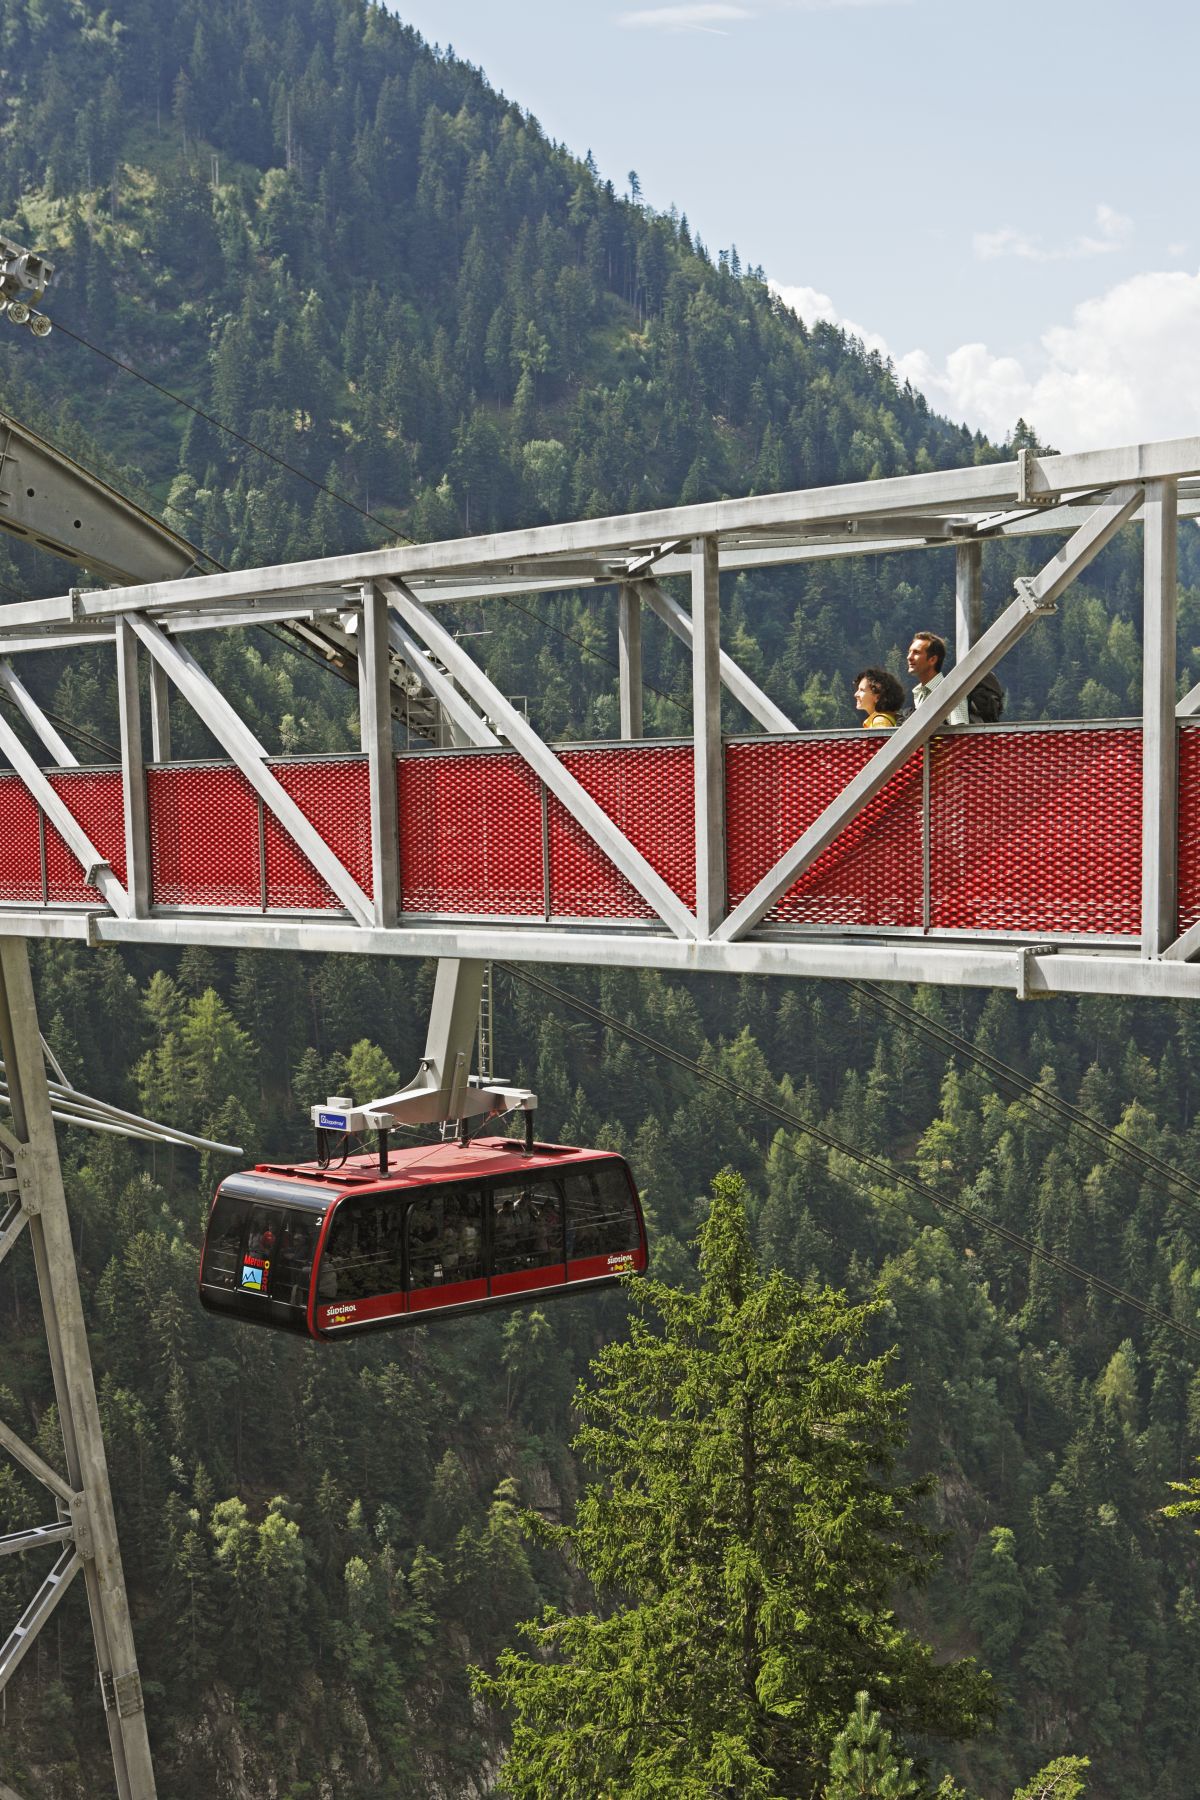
2,1,1200,1796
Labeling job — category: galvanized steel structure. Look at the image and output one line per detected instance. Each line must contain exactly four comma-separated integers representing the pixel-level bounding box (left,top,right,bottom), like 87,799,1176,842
0,433,1199,1000
1,427,1200,1799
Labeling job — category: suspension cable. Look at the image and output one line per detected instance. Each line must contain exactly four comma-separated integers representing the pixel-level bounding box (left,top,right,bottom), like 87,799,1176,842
502,965,1200,1349
848,980,1200,1211
53,317,692,715
51,316,405,545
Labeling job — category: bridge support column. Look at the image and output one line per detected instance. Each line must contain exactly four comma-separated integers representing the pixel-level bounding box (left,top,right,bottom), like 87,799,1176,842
955,541,982,658
0,939,156,1799
115,620,151,917
691,536,727,937
147,660,171,762
1142,478,1179,957
360,584,400,929
617,583,643,741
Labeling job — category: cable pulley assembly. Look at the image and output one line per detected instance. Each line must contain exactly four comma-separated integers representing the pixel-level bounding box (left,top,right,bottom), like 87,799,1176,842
0,233,54,338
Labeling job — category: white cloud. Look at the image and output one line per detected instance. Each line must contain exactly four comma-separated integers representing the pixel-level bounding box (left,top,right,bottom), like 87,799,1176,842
618,4,754,29
770,280,891,358
773,266,1200,452
617,0,904,26
974,202,1132,264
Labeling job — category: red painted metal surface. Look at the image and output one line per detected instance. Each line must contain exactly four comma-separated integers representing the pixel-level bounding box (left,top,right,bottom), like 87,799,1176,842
45,771,126,905
1176,725,1200,934
0,726,1179,940
568,1250,643,1282
929,728,1142,935
0,776,42,903
397,751,543,915
265,759,373,912
149,764,261,908
490,1264,567,1298
725,737,924,927
408,1277,487,1315
549,745,696,919
317,1291,406,1330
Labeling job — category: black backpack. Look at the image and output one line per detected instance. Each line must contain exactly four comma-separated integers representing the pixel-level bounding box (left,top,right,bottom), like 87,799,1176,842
967,671,1005,723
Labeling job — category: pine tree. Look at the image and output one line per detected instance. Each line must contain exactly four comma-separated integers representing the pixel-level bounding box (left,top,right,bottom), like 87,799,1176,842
1010,1756,1090,1800
477,1170,993,1798
822,1691,921,1799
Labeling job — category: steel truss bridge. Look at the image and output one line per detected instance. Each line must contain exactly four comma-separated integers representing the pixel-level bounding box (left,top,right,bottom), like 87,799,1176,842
0,419,1199,1799
1,433,1199,1002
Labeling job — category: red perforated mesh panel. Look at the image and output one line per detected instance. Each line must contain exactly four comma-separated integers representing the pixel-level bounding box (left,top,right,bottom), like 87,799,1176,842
45,770,126,905
548,745,696,920
725,737,924,927
1175,726,1200,933
0,775,42,902
0,729,1165,937
264,759,373,911
149,765,261,908
397,751,543,915
929,727,1141,935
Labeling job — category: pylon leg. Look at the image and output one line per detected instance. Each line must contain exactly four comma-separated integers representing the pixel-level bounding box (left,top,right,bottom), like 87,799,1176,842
0,939,156,1799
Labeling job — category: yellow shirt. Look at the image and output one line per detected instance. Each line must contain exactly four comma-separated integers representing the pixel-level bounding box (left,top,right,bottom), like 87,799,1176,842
863,712,897,729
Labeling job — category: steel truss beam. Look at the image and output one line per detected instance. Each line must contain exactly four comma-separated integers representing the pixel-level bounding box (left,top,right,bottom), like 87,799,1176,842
0,688,131,919
126,612,375,927
3,434,1199,633
0,432,1191,995
1142,481,1179,956
8,906,1200,1000
639,577,797,733
0,939,156,1798
0,412,210,588
0,1547,82,1690
713,484,1145,943
381,578,699,939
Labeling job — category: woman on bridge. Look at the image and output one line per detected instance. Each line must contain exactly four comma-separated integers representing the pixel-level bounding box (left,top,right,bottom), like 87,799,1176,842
854,667,905,729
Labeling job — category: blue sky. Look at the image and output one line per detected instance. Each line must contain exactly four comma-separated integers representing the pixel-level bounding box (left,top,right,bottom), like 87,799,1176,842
392,1,1200,451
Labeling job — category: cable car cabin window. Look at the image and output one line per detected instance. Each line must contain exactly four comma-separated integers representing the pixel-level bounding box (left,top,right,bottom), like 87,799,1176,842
408,1186,486,1287
407,1184,486,1314
564,1162,643,1281
490,1178,566,1297
199,1193,317,1332
319,1198,405,1320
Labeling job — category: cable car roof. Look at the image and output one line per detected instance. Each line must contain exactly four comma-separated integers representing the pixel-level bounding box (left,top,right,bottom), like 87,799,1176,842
245,1136,621,1200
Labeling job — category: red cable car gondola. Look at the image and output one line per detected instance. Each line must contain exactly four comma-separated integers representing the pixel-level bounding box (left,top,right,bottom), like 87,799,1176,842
198,1136,647,1338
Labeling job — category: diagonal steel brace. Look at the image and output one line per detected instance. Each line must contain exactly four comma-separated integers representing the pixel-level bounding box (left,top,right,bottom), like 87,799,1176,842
713,483,1145,943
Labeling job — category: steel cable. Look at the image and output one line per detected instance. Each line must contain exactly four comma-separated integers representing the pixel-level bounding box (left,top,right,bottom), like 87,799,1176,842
502,964,1200,1349
848,980,1200,1211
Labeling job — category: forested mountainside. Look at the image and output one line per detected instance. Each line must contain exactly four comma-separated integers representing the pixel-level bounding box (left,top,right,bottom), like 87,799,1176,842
2,2,1200,1798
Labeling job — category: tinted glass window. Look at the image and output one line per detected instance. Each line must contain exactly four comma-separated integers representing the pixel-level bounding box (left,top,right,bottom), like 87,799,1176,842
202,1195,315,1311
272,1216,321,1306
320,1199,404,1302
408,1185,485,1289
564,1163,640,1258
491,1179,564,1275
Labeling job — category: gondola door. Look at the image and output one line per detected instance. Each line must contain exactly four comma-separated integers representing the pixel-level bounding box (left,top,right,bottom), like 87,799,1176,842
406,1182,488,1315
489,1174,567,1299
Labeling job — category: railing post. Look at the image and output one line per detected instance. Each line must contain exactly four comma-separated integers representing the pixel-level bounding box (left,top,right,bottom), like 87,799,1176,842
114,619,150,918
617,582,643,741
692,536,726,936
1142,478,1179,957
955,541,982,658
147,658,171,763
360,584,400,929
